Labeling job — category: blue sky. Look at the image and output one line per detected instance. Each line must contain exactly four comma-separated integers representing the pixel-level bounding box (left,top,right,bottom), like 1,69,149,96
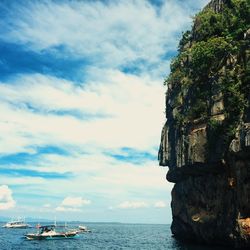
0,0,209,223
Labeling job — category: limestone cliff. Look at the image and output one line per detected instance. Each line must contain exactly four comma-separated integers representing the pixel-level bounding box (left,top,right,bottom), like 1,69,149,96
158,0,250,247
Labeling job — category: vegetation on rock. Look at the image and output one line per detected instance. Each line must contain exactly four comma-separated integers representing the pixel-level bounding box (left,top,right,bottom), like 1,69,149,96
159,1,250,247
165,0,250,156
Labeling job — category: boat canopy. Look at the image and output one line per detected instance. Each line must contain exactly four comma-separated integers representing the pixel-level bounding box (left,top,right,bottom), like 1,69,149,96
38,225,56,228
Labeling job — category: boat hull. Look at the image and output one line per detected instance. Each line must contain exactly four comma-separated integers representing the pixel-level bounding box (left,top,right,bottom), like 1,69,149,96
25,232,78,240
77,229,91,233
3,225,30,229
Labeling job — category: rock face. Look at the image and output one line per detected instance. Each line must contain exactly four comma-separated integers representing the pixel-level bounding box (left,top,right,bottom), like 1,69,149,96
159,0,250,248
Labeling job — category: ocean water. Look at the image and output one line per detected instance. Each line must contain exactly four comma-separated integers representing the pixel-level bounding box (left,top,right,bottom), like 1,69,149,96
0,222,231,250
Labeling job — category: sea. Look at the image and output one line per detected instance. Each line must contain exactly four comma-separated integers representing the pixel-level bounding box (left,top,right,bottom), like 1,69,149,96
0,222,232,250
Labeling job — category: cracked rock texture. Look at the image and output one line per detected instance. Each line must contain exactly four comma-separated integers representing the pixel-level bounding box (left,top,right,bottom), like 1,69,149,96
159,0,250,248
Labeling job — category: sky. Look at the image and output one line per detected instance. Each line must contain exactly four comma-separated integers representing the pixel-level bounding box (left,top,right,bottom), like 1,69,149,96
0,0,209,224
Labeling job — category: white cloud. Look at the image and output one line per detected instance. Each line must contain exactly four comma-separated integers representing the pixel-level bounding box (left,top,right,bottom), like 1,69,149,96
43,203,51,208
55,206,81,212
61,197,91,207
0,71,165,154
0,185,16,210
56,196,91,212
0,176,46,186
0,2,177,63
154,201,167,208
113,200,168,210
3,149,172,196
0,0,209,76
117,201,148,209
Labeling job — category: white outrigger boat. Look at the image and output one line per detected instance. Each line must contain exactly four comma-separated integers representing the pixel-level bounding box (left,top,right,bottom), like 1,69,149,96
2,219,31,229
78,225,91,233
25,225,79,240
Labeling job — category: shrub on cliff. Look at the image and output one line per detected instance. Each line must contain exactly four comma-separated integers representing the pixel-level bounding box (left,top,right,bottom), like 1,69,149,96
190,37,233,79
193,9,224,41
164,0,250,142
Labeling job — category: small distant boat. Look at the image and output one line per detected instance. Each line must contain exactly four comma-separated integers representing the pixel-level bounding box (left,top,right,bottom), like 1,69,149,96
78,225,91,233
25,225,79,240
2,219,31,229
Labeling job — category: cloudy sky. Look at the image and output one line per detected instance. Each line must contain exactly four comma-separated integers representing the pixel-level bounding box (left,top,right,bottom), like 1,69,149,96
0,0,209,224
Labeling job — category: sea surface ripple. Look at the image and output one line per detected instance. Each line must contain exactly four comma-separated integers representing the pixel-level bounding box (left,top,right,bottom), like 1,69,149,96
0,222,233,249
